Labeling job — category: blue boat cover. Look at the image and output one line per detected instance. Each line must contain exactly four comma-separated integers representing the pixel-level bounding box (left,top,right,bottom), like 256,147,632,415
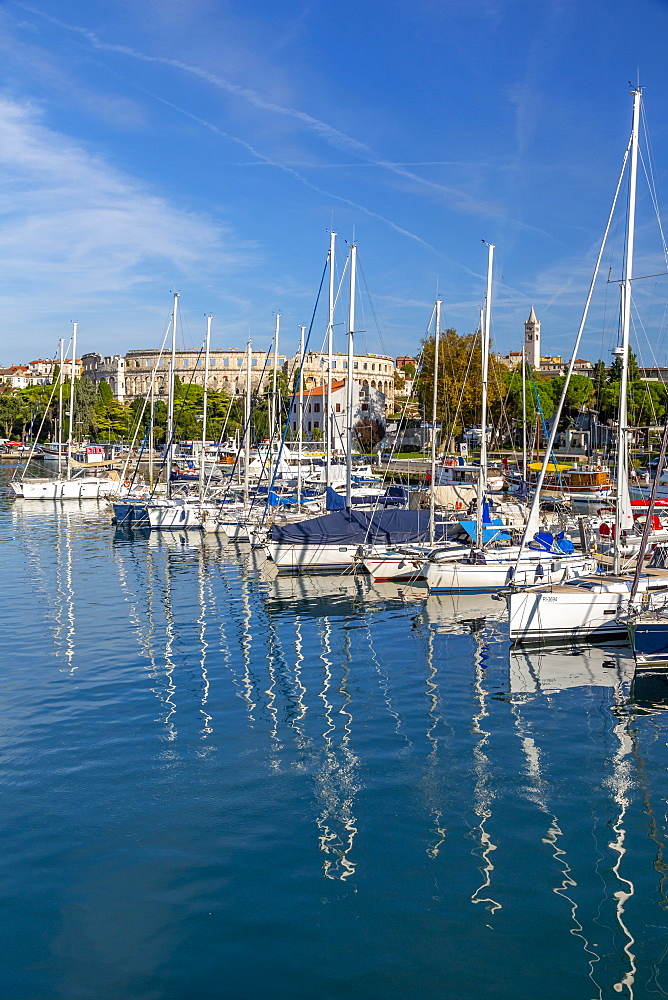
269,491,298,506
325,487,346,511
458,518,512,545
325,486,410,511
270,508,456,545
528,530,574,554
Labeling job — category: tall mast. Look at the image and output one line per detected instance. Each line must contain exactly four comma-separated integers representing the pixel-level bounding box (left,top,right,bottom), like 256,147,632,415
165,292,179,497
148,375,154,489
345,243,357,509
270,312,280,442
199,314,212,502
66,321,77,481
297,324,305,509
614,88,641,575
521,346,527,485
429,299,441,546
326,230,336,486
244,338,252,508
57,337,64,477
476,243,494,546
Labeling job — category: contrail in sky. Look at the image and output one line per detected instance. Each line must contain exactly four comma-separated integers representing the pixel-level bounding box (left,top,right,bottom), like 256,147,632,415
17,2,492,216
146,88,476,267
11,3,491,277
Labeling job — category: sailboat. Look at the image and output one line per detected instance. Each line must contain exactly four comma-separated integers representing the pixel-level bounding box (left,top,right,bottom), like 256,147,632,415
264,245,460,572
11,323,124,500
509,87,668,643
421,244,594,594
146,311,222,530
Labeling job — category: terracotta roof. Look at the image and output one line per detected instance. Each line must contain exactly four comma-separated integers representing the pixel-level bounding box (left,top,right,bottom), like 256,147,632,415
302,379,346,397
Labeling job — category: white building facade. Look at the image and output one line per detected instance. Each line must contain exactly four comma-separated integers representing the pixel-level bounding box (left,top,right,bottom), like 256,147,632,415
289,378,386,446
286,350,395,413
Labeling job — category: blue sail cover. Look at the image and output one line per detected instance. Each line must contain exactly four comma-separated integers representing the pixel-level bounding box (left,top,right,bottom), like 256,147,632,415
458,518,511,545
270,509,457,546
325,487,346,511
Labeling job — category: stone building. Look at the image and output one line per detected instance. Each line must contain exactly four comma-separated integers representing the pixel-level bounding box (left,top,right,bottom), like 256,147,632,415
285,350,395,414
524,306,541,369
81,354,127,400
395,355,417,370
494,309,595,378
82,348,286,403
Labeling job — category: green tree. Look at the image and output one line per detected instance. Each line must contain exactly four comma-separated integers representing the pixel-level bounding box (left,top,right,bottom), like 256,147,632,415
416,329,506,447
98,381,114,405
547,373,595,416
0,395,20,438
591,360,607,406
504,372,556,424
608,350,640,384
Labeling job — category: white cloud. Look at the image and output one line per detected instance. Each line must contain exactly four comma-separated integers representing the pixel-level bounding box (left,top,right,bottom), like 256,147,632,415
0,97,254,349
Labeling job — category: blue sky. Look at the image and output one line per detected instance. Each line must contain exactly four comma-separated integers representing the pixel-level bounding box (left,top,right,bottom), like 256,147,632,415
1,0,668,367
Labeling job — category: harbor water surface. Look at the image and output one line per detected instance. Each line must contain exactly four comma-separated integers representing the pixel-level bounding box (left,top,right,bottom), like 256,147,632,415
2,466,668,999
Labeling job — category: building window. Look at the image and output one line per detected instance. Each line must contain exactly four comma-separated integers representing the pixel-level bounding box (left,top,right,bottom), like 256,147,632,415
237,359,243,366
196,358,202,366
224,358,229,366
361,403,369,411
308,421,311,432
252,359,257,366
314,421,319,429
354,362,358,369
293,422,296,431
314,403,320,412
336,403,341,413
210,359,216,366
363,363,368,370
372,364,376,371
343,361,347,369
135,361,140,368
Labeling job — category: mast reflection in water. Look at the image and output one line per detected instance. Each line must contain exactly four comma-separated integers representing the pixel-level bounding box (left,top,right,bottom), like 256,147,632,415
3,472,668,999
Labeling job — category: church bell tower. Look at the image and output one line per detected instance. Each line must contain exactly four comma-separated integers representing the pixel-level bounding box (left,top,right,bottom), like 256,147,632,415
524,306,540,369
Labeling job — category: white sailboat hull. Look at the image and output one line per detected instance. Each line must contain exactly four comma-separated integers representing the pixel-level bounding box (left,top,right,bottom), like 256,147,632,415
509,584,631,642
265,541,360,572
146,500,219,530
11,477,121,499
361,551,428,581
508,576,668,643
424,551,595,594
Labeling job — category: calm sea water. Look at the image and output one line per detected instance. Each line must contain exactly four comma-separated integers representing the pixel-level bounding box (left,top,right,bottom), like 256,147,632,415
2,465,668,999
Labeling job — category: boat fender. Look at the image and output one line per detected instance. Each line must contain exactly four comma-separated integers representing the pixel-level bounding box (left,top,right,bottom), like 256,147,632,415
596,464,602,472
455,501,463,510
123,479,131,488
